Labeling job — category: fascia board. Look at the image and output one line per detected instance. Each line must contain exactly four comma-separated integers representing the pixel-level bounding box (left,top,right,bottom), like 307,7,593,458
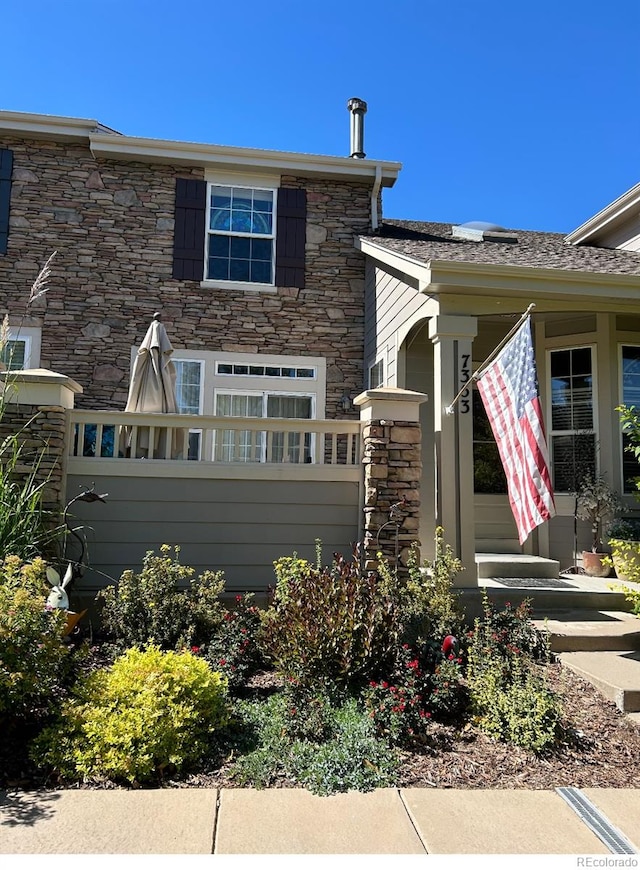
0,111,114,142
356,237,431,286
89,134,402,185
426,259,640,301
0,110,401,185
565,182,640,245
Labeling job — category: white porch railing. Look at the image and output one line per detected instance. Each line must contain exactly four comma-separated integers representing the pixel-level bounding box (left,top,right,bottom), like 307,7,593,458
68,410,362,466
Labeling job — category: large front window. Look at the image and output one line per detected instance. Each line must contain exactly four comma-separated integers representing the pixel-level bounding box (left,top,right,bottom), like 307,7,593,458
549,346,596,492
621,345,640,492
207,185,275,284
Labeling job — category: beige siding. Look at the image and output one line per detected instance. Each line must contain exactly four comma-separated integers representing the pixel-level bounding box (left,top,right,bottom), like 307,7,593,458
67,473,361,598
365,262,429,387
597,213,640,252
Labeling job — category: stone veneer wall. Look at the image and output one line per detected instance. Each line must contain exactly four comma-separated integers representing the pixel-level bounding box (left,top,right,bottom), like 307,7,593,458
362,418,422,571
0,402,67,513
0,137,376,417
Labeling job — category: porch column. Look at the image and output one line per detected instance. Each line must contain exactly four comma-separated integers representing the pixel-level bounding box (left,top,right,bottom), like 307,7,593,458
0,369,83,512
428,315,478,585
354,387,428,573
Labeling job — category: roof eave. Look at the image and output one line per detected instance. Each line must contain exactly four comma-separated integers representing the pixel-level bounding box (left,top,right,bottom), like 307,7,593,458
89,134,402,184
565,182,640,246
357,236,640,301
0,110,401,186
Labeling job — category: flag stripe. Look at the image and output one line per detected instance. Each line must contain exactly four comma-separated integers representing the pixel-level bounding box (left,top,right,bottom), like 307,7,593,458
476,318,555,544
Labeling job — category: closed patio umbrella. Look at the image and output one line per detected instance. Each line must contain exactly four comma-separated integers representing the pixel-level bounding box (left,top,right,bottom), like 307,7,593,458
120,313,186,459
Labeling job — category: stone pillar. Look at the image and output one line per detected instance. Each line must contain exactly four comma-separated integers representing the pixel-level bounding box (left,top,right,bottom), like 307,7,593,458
0,369,83,513
354,387,428,572
428,315,478,584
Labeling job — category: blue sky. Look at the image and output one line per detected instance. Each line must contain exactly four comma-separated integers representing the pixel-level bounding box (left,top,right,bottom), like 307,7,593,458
2,0,639,233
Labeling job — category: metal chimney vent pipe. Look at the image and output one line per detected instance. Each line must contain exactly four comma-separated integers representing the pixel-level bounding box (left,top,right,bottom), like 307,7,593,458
347,97,367,159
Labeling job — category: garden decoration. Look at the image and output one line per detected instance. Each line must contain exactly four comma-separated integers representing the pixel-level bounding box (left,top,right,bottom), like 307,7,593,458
45,486,107,635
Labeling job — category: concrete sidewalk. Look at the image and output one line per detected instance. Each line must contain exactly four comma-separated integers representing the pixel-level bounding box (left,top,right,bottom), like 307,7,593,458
1,787,639,855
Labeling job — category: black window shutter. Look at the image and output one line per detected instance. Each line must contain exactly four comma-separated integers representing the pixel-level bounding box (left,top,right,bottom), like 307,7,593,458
172,178,206,280
275,187,306,288
0,149,14,256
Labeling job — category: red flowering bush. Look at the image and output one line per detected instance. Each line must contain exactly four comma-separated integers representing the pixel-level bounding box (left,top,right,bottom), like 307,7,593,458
202,594,264,690
363,641,466,744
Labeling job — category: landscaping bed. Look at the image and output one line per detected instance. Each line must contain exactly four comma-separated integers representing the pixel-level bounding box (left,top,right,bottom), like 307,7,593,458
5,660,637,792
3,540,640,795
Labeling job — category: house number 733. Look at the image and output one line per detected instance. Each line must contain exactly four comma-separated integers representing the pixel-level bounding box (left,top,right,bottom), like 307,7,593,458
459,353,471,413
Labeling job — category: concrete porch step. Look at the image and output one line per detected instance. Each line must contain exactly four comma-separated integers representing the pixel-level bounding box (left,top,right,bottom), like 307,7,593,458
559,650,640,713
533,610,640,653
476,553,560,580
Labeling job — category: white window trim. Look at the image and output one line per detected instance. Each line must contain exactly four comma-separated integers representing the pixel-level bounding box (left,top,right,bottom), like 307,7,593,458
203,171,281,292
368,358,384,389
3,326,41,370
173,357,205,415
173,358,205,461
213,387,316,463
546,343,599,494
169,349,326,420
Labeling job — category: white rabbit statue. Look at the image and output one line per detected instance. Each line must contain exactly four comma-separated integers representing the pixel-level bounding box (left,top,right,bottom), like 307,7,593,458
46,563,74,610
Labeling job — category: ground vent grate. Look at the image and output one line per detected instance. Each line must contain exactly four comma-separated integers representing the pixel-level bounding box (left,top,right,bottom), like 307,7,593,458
556,787,638,854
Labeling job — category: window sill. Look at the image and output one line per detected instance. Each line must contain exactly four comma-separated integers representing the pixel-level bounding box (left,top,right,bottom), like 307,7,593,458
200,279,278,294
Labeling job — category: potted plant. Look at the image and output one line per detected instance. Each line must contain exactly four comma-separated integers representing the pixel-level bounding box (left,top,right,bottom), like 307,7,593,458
605,517,640,583
576,475,622,577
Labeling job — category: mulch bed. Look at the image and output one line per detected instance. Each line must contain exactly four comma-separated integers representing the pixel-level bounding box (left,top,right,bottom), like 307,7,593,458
3,658,639,792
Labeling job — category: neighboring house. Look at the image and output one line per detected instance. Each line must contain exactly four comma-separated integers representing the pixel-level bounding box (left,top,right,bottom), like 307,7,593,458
357,200,640,575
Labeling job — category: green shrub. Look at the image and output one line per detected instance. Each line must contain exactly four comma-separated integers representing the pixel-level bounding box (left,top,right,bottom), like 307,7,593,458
0,556,71,720
33,645,229,785
466,594,561,752
467,654,563,752
202,593,265,690
232,693,398,795
388,529,466,644
97,545,225,650
260,552,397,694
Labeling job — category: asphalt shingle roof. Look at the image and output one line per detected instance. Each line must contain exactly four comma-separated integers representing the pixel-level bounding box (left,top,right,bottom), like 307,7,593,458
361,220,640,276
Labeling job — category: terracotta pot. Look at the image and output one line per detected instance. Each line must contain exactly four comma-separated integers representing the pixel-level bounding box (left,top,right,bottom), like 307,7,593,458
581,551,612,578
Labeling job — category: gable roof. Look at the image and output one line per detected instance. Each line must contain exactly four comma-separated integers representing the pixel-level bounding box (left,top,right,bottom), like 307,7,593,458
565,182,640,246
360,219,640,276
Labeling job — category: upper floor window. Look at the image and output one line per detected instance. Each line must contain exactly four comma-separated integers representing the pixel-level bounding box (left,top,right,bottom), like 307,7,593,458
172,178,305,289
207,185,275,285
548,346,596,492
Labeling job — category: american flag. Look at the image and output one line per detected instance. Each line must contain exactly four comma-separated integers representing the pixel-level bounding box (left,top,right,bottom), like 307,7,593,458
476,317,555,544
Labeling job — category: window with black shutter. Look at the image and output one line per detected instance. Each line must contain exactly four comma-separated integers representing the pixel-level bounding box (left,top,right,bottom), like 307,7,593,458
276,187,306,288
172,179,307,288
172,178,206,280
0,149,14,256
